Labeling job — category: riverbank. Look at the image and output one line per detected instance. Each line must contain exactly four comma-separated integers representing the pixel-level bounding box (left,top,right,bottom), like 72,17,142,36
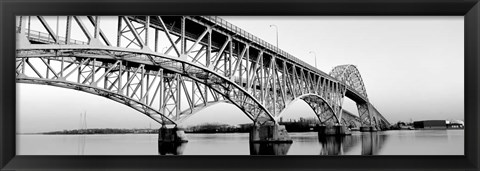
41,128,158,134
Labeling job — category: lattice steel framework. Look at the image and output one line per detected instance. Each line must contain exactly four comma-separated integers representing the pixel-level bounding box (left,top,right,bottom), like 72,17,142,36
15,16,388,127
329,64,389,128
330,65,368,98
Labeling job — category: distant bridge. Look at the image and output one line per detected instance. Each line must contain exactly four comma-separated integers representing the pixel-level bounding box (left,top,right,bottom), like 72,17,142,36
15,16,390,132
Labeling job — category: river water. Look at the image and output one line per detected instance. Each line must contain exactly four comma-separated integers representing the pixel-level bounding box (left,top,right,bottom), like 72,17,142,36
16,130,463,155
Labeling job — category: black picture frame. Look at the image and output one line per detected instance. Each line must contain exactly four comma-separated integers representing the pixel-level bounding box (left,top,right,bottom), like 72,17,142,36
1,0,479,170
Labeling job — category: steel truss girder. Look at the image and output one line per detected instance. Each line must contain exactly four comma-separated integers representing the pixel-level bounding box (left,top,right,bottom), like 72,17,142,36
330,64,368,99
16,15,388,128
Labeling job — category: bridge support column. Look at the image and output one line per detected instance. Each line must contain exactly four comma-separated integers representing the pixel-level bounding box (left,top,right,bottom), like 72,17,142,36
317,125,352,136
250,122,292,143
158,126,188,143
360,126,378,132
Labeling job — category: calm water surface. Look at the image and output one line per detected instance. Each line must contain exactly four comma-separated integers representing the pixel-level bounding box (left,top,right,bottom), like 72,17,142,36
17,130,463,155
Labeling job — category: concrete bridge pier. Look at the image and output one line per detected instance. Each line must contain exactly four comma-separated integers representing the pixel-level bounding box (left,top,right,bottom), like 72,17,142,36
158,126,188,155
317,125,352,136
250,121,293,143
360,126,378,132
158,126,188,143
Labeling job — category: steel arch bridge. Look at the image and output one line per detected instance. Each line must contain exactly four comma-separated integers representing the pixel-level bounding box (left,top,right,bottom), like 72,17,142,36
15,16,390,129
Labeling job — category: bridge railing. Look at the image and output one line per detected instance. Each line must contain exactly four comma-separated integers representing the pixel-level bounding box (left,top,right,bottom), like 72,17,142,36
201,16,334,79
25,29,88,45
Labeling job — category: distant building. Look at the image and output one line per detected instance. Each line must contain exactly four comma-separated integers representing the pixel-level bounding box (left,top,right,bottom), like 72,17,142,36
413,120,446,129
446,120,464,129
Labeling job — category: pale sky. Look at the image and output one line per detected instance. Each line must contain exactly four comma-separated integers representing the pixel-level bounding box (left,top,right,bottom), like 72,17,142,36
16,16,464,133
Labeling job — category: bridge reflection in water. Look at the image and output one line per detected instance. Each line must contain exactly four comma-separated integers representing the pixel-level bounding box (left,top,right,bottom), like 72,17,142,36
361,132,387,155
157,141,292,155
249,143,292,155
157,132,388,155
158,142,187,155
318,132,388,155
318,136,351,155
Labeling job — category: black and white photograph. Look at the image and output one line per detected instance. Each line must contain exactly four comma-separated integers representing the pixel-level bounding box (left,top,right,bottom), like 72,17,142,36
15,15,464,155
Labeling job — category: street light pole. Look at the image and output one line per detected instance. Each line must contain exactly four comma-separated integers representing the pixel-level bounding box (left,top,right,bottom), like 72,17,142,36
56,16,59,44
270,24,278,49
309,51,317,68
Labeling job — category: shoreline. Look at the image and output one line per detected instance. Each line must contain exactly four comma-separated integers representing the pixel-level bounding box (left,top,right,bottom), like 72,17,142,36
16,129,465,135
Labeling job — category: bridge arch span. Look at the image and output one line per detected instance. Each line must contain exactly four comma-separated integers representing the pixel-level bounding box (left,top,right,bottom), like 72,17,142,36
176,100,228,123
348,120,358,128
277,93,339,125
16,44,276,126
17,78,177,125
330,64,368,100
